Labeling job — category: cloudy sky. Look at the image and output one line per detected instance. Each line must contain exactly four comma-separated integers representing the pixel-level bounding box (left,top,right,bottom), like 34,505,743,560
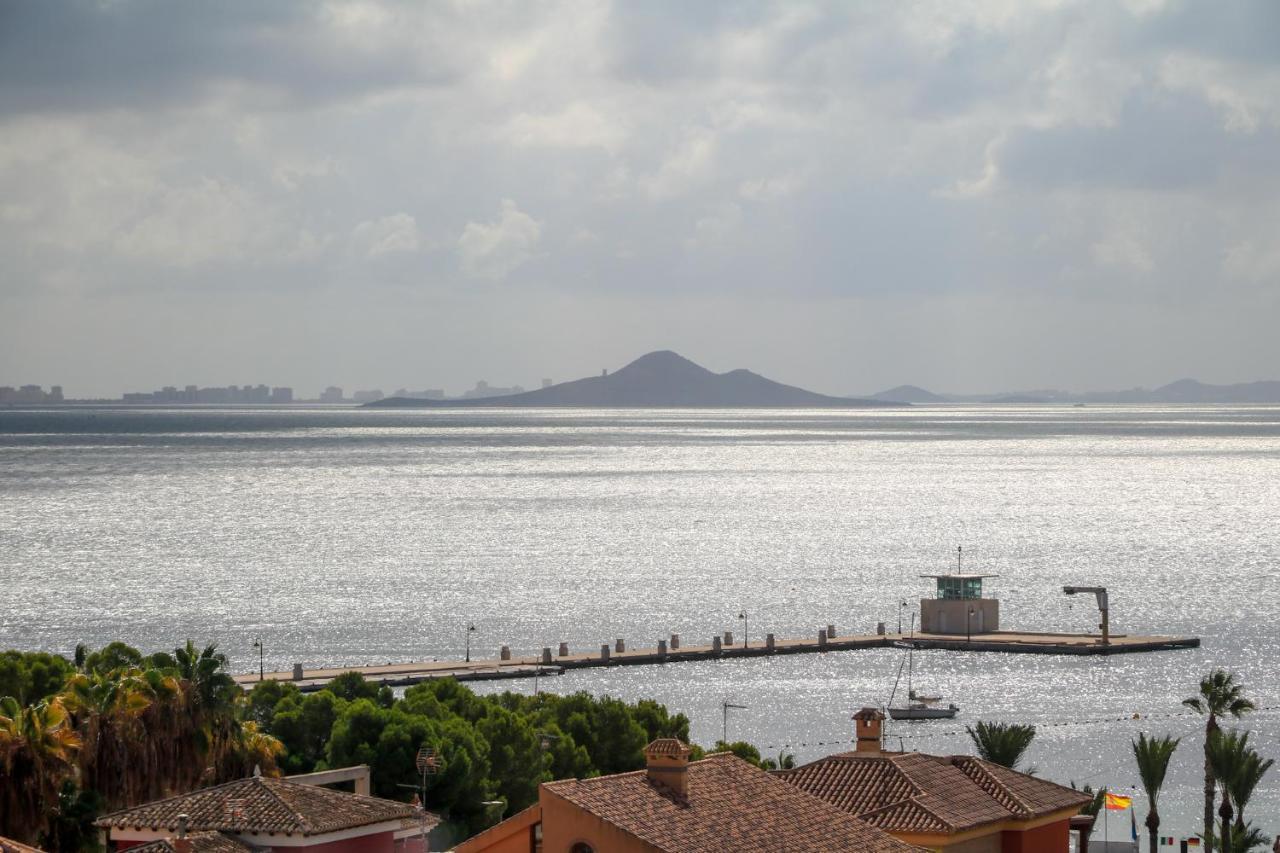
2,1,1278,397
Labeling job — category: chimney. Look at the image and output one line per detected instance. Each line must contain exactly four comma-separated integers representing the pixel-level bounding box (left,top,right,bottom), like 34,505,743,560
852,707,885,754
644,738,691,798
173,813,191,853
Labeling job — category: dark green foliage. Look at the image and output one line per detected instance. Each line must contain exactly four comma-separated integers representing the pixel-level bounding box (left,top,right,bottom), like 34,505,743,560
81,642,143,676
0,650,75,704
966,720,1037,772
269,690,347,774
477,706,549,812
245,679,302,728
41,781,104,853
711,740,762,766
327,671,395,708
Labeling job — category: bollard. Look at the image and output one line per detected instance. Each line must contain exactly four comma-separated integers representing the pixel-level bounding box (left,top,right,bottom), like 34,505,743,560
827,624,836,639
615,638,626,653
600,644,610,662
558,642,569,657
818,629,828,648
541,647,552,665
292,663,304,681
500,645,512,661
876,622,886,636
724,631,734,646
671,633,680,650
712,636,723,654
766,633,776,651
657,639,668,656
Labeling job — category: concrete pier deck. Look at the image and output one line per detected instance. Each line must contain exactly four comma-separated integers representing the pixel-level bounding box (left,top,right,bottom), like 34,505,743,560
233,629,1199,692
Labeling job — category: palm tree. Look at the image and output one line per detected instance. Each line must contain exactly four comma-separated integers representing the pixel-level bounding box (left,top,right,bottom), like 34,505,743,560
61,668,153,809
0,696,82,843
1207,729,1255,850
1133,733,1180,853
1071,783,1106,853
966,721,1036,772
1184,669,1256,853
1223,822,1271,853
1227,742,1273,835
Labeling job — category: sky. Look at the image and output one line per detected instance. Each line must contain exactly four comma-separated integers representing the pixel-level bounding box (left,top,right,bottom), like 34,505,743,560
2,0,1279,398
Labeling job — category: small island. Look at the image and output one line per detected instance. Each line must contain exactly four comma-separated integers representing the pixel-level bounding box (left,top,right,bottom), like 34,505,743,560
367,350,905,408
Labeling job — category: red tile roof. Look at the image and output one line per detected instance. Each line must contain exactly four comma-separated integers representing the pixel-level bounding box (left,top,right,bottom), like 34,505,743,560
777,751,1090,836
95,776,421,837
644,738,690,756
543,751,924,852
127,831,253,853
0,838,45,853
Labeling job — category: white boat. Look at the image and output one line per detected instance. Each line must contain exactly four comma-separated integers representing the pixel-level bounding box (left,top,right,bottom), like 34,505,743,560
886,640,958,720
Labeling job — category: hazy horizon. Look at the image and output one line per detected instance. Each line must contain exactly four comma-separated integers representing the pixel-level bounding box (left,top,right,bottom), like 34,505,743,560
3,2,1279,396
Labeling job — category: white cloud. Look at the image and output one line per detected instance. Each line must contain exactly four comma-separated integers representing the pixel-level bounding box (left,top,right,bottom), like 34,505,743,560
457,199,542,280
351,213,420,257
1090,231,1154,274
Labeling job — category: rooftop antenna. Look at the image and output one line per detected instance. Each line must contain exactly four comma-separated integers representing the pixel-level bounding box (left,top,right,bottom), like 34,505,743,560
722,700,747,745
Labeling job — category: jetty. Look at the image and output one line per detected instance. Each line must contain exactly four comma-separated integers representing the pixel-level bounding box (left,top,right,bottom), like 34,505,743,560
232,628,1200,693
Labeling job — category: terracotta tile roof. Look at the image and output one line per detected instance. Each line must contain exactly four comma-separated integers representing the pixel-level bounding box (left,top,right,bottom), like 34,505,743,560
645,738,690,756
95,776,420,837
128,831,253,853
0,837,45,853
543,751,924,852
777,751,1090,836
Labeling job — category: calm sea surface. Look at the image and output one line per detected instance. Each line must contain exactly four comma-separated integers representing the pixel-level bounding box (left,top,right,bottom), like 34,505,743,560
3,405,1279,840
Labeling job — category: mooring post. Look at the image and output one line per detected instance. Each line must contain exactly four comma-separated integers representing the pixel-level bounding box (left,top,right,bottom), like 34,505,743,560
818,628,828,648
558,642,569,657
712,636,723,654
766,633,775,652
670,633,680,650
292,663,304,681
541,647,552,665
615,638,626,653
600,644,610,662
500,645,511,661
724,630,734,646
827,623,836,639
657,639,668,657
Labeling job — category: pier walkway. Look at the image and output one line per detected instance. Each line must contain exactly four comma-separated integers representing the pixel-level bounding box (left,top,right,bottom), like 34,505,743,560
233,629,1199,693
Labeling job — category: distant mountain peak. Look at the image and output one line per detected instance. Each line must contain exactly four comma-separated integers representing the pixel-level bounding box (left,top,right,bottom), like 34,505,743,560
368,351,904,409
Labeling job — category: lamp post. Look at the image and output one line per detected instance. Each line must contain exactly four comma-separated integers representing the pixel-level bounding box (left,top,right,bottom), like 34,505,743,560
738,612,748,648
465,623,476,662
898,599,908,634
252,638,264,682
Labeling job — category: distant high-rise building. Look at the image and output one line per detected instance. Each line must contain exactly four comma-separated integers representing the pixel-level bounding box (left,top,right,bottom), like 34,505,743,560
319,386,345,403
352,389,385,403
271,387,293,403
0,384,66,404
462,380,524,399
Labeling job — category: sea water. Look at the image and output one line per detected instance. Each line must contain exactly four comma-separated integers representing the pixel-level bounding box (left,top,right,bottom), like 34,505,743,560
2,404,1278,840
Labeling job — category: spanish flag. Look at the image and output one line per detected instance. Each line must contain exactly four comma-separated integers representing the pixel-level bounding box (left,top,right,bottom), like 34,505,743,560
1104,793,1132,810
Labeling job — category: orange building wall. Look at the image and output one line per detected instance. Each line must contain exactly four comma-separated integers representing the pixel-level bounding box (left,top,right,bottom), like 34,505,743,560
538,791,661,853
1001,818,1071,853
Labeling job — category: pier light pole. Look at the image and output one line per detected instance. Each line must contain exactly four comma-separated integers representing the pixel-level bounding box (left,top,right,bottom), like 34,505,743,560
738,612,748,648
465,623,476,662
898,599,907,634
252,638,264,681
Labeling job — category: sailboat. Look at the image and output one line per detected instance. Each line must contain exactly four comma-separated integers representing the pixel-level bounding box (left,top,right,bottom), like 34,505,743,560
887,641,958,720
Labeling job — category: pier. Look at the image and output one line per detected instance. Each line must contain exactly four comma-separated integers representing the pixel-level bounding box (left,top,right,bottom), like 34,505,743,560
233,629,1200,693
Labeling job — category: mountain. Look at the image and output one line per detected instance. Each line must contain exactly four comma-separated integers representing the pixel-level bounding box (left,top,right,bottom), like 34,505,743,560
866,385,949,404
1146,378,1280,404
368,351,903,408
